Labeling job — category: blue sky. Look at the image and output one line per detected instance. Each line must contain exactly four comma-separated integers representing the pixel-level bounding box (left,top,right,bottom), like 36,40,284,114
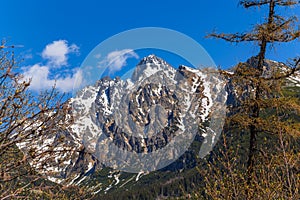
1,0,299,92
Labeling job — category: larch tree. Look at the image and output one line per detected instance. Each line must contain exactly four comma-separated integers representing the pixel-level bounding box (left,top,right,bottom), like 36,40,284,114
201,0,300,199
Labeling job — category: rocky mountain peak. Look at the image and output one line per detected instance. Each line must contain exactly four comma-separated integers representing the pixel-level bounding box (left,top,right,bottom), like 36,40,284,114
137,54,167,66
131,54,175,82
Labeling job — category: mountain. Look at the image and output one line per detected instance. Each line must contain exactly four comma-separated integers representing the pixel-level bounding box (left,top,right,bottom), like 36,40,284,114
16,54,227,192
17,55,300,198
246,57,300,84
226,57,300,107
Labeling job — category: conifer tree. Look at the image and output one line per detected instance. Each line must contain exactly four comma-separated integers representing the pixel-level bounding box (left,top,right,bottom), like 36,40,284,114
203,1,300,199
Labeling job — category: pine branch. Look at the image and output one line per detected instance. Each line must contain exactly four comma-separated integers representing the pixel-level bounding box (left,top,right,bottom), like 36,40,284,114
207,32,258,43
240,0,299,8
275,0,300,6
240,0,271,8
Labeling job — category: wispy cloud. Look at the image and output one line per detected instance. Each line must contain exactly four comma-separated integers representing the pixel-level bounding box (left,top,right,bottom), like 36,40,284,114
42,40,79,67
22,40,82,92
99,49,139,74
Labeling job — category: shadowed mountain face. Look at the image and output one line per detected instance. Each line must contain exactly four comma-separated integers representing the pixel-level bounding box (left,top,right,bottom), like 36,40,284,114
92,57,208,155
69,54,227,174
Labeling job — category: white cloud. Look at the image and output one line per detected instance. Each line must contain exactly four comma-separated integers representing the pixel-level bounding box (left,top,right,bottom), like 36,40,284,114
100,49,139,74
42,40,79,67
22,64,83,93
21,40,82,92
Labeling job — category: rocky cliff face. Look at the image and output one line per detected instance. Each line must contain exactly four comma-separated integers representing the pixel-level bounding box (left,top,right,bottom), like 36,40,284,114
20,54,228,186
